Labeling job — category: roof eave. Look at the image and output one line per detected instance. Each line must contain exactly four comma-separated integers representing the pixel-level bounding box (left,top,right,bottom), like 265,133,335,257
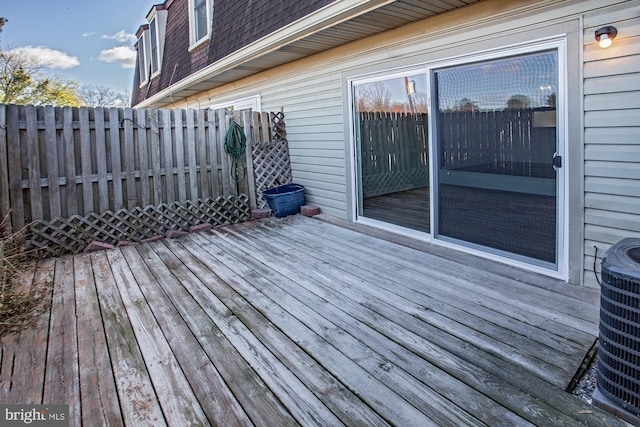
136,0,397,108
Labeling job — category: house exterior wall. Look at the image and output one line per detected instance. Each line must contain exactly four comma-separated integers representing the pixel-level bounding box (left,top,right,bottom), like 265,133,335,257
169,0,640,287
582,1,640,286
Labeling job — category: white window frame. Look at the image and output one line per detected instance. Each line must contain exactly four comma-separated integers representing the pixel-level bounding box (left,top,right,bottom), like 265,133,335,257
189,0,214,50
137,32,150,86
149,16,160,76
209,95,261,112
147,7,168,78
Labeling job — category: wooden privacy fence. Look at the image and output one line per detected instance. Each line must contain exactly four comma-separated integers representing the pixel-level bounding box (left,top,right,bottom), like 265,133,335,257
358,108,557,197
439,108,557,178
359,111,429,197
0,105,290,256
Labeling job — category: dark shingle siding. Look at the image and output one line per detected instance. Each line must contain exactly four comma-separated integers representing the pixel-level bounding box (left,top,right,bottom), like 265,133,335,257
132,0,336,106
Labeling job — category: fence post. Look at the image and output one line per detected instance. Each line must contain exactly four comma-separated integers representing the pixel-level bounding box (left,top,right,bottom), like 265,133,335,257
217,109,231,196
94,108,109,212
242,110,257,210
108,108,124,210
196,109,210,198
0,105,9,228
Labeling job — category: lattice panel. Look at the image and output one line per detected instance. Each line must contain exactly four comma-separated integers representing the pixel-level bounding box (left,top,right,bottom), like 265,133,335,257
251,140,293,208
28,195,250,258
363,169,430,197
250,112,292,209
270,111,287,141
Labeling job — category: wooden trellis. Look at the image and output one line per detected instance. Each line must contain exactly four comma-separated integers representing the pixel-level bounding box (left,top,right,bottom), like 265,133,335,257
250,137,293,209
247,110,292,209
29,195,250,258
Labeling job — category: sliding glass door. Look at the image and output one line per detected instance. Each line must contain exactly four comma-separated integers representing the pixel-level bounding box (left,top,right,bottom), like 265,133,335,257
432,51,560,266
351,45,564,270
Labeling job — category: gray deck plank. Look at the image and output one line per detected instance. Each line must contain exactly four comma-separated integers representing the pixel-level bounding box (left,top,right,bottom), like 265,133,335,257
205,224,588,426
174,234,449,426
43,256,81,426
185,231,500,426
131,240,301,427
138,237,344,427
74,255,123,426
104,249,210,426
257,219,585,378
0,261,52,404
120,243,263,427
317,212,602,303
90,251,167,427
152,238,392,427
294,215,599,336
222,219,621,426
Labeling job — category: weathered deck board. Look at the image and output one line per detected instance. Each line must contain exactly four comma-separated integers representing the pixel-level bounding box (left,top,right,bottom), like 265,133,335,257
0,215,632,426
0,261,52,404
155,238,392,426
295,216,597,332
175,234,453,426
74,255,122,427
90,250,167,426
43,256,80,426
137,240,300,427
105,249,210,426
120,243,255,426
149,240,347,427
226,218,615,425
186,231,514,426
277,219,594,362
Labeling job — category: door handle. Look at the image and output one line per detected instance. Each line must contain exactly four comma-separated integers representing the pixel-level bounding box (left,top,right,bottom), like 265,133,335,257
552,152,562,171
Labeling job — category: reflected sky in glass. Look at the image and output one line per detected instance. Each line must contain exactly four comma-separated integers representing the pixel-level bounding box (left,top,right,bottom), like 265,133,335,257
436,51,557,111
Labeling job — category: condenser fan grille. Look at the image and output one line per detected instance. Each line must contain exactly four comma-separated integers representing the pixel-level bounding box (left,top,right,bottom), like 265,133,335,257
597,238,640,417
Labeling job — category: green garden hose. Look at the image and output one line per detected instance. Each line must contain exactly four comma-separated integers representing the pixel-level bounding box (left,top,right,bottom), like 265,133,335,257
224,120,247,221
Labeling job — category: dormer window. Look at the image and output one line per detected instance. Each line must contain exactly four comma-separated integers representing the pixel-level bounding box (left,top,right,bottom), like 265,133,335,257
150,16,159,74
136,25,150,86
146,5,168,78
189,0,213,49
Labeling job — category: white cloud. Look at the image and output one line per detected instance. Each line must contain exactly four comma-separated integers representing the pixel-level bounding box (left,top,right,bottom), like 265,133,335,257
82,32,95,38
102,30,137,44
98,46,136,69
11,46,80,69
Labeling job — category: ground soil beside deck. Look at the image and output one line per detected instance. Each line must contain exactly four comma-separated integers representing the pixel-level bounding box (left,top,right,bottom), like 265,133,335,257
0,214,630,426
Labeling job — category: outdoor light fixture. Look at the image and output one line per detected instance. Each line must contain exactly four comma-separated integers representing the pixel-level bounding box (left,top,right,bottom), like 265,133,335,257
595,26,617,48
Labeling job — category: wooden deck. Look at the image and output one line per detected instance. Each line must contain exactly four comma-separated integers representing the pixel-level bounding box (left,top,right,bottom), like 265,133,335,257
0,214,629,426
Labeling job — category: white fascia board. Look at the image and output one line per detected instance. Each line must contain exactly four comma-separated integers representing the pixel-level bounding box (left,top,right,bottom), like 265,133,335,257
137,0,396,107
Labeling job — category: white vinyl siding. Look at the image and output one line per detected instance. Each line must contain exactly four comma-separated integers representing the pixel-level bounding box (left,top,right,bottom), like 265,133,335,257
263,74,347,217
582,1,640,287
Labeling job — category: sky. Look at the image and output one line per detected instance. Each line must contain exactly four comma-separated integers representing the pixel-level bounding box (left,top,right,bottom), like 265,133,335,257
1,0,158,95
